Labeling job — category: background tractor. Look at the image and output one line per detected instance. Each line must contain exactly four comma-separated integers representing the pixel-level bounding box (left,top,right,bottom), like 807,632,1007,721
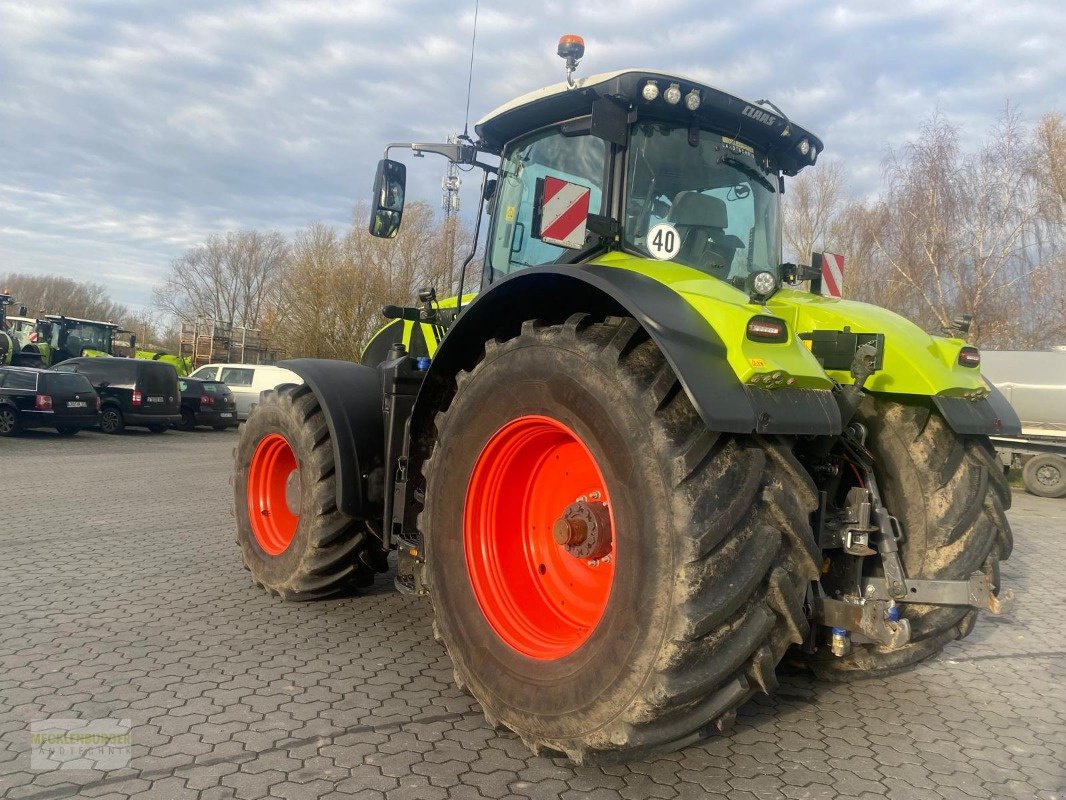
232,39,1019,763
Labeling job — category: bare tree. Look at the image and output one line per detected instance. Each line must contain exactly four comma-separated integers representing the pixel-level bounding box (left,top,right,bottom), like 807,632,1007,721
0,273,129,322
276,203,478,362
783,161,845,265
153,230,288,329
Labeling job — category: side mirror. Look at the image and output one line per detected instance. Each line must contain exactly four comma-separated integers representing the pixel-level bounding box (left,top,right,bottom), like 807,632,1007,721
18,306,27,317
369,159,407,239
129,333,137,350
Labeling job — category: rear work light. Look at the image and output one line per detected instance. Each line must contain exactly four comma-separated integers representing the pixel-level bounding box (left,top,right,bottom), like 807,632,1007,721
200,394,214,406
34,394,53,410
746,316,788,343
958,347,981,367
132,390,143,407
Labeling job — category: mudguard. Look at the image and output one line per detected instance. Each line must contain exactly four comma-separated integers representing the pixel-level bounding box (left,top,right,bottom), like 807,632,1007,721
933,383,1022,437
412,265,841,439
279,358,385,519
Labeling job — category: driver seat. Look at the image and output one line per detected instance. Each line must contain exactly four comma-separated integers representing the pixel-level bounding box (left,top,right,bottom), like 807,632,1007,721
667,192,745,274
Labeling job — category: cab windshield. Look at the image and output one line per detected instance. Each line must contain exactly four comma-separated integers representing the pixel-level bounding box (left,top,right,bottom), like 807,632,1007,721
53,322,113,353
625,123,781,283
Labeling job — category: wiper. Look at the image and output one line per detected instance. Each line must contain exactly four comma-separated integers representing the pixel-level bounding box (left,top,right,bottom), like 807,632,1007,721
718,156,776,193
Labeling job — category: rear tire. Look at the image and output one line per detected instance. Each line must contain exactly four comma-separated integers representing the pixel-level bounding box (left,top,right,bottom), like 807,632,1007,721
805,396,1013,680
147,424,168,434
56,426,79,437
1022,454,1066,498
100,407,124,435
421,316,820,762
178,409,197,431
0,406,21,437
234,384,388,600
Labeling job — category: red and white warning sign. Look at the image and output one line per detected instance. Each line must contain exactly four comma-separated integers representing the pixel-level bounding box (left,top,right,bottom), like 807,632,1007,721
538,176,591,249
819,252,845,298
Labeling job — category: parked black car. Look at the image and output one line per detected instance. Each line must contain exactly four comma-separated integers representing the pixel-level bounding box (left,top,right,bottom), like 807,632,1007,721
178,377,239,430
0,366,100,436
54,357,181,434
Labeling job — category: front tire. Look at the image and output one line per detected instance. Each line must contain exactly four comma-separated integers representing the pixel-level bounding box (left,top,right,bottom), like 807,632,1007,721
147,424,168,434
806,396,1013,679
233,385,388,600
56,426,79,437
421,316,819,762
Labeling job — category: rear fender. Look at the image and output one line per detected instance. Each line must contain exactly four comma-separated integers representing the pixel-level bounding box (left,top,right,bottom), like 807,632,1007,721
278,358,385,519
411,265,842,448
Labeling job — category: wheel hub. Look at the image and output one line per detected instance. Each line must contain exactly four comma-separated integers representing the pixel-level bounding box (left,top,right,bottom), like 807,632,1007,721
1037,465,1060,486
464,415,616,660
284,469,302,515
553,500,612,560
247,433,300,555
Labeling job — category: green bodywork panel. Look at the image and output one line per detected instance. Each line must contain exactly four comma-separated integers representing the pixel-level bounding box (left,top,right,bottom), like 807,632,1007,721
135,351,192,376
390,255,984,401
588,252,986,398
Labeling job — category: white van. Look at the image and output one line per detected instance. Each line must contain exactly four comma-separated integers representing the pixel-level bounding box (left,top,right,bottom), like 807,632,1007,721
188,363,302,421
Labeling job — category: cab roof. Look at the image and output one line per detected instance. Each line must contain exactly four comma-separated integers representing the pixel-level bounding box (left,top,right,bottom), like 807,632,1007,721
45,315,120,328
475,69,823,176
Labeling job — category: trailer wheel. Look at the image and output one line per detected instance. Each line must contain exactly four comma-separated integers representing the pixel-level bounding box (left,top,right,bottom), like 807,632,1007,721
234,384,388,600
421,316,820,762
807,396,1013,680
1022,454,1066,499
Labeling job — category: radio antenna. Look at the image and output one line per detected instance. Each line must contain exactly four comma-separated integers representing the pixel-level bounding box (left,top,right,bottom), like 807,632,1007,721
460,0,480,142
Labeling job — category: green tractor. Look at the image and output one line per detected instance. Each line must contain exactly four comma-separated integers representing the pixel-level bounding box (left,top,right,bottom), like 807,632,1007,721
14,312,190,374
232,40,1018,763
0,291,37,366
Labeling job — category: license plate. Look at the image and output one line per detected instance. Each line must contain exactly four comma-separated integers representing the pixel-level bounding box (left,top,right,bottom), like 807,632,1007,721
147,396,164,403
67,401,87,408
220,412,233,418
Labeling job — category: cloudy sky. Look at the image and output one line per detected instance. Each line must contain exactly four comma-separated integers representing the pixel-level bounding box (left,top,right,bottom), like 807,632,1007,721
1,0,1063,308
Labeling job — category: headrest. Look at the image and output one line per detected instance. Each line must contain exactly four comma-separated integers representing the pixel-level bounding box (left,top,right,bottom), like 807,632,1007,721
668,192,728,229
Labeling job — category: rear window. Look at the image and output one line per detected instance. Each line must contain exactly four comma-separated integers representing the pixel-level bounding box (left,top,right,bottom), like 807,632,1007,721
201,381,230,394
68,359,135,388
138,363,178,394
0,370,37,391
45,373,95,393
220,367,254,387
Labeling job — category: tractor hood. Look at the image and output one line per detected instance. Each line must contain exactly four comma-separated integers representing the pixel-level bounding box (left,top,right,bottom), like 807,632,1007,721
589,254,989,399
768,290,989,397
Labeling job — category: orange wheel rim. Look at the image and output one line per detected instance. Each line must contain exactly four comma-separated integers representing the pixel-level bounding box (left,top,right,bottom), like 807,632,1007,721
464,415,616,660
247,433,300,555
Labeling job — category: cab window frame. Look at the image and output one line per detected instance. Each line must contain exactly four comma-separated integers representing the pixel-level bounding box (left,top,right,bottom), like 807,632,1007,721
485,116,615,284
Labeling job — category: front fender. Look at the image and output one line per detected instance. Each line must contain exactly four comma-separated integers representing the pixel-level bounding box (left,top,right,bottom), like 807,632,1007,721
278,358,385,519
413,265,841,440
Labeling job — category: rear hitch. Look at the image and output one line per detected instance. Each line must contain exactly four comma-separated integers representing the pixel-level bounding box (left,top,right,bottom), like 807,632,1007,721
812,594,912,650
862,571,1016,616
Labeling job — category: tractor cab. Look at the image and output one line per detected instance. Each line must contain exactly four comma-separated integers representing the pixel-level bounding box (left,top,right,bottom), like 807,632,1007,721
39,315,122,363
372,57,822,302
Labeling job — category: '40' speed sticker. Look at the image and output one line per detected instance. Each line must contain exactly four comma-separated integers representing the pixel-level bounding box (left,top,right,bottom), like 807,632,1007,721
646,222,681,260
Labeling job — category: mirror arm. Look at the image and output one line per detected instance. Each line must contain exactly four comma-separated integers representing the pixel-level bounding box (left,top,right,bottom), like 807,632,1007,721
384,142,498,174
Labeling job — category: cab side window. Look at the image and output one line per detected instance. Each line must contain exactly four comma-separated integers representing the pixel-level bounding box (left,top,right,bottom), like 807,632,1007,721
490,129,606,276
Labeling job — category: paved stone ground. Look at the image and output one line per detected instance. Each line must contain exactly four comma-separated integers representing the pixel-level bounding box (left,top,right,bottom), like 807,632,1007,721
1,428,1063,800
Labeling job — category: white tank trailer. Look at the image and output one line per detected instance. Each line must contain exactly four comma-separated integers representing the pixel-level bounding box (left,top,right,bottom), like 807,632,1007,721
982,349,1066,498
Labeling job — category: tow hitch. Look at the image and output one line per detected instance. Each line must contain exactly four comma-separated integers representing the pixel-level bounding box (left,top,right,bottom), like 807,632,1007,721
810,396,1016,655
862,571,1015,616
